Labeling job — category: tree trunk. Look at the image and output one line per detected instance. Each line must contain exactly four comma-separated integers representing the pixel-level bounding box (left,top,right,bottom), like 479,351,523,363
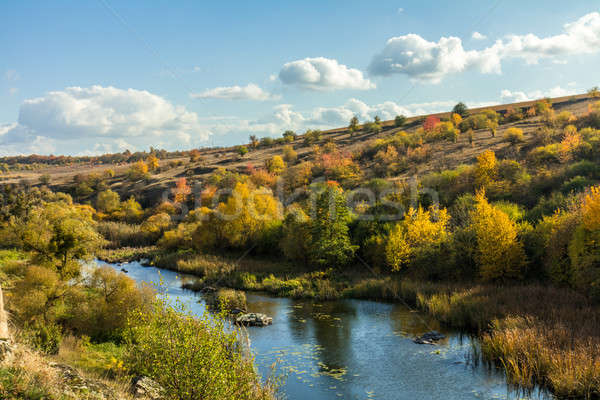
0,286,8,339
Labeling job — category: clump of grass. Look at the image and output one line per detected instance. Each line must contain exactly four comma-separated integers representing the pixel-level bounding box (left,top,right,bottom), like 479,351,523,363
208,289,247,313
96,246,157,263
97,221,155,248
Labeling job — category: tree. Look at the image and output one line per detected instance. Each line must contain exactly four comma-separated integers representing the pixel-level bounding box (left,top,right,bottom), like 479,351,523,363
128,160,149,181
121,196,143,222
146,154,160,171
282,145,298,164
394,115,407,127
96,189,121,213
282,130,297,142
423,116,440,132
451,113,462,127
470,190,525,281
280,206,312,265
588,87,600,98
374,115,381,124
249,135,259,148
173,177,191,203
310,183,357,267
349,116,359,134
141,212,172,235
569,186,600,299
452,102,469,117
385,206,450,271
237,145,248,156
265,155,286,175
475,150,497,187
10,200,103,277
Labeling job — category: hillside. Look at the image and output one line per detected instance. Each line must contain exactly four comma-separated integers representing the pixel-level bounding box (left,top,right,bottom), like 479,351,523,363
1,92,596,206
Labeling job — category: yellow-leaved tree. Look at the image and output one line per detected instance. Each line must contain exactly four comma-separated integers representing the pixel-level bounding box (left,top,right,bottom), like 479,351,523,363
198,182,282,249
569,186,600,299
385,206,450,271
474,150,497,188
470,190,525,281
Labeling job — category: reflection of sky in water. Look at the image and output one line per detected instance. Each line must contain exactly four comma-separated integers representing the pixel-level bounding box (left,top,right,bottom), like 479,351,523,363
99,260,554,400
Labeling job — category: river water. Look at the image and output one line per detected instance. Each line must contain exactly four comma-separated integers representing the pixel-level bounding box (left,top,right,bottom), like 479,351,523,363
97,259,552,400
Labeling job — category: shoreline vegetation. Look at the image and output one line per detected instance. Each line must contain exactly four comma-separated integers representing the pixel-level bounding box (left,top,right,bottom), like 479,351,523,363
2,95,600,398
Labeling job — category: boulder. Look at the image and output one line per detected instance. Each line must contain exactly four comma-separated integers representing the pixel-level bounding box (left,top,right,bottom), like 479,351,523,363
413,331,446,345
131,376,165,400
235,312,273,327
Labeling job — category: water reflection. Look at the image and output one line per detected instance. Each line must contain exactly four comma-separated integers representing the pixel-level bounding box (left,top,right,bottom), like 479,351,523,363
99,260,554,400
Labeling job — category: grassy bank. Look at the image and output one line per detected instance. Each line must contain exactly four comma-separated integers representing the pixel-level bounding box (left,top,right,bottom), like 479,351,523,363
105,248,600,398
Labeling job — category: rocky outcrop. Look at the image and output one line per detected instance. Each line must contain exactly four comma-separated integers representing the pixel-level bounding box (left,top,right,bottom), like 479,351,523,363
413,331,446,345
50,362,120,400
235,312,273,327
130,376,165,399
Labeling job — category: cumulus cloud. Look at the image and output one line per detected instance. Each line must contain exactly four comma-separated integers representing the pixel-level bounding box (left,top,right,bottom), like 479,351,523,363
472,31,487,40
500,86,578,103
1,85,210,155
368,34,501,83
190,83,279,101
369,12,600,82
279,57,375,90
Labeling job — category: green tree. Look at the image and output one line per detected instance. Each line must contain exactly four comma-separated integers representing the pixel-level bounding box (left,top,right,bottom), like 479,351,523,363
310,184,357,267
10,200,103,277
96,189,121,213
394,115,407,127
452,102,469,118
348,116,359,134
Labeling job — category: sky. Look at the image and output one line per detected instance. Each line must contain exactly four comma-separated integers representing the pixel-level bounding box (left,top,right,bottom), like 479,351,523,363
1,0,599,156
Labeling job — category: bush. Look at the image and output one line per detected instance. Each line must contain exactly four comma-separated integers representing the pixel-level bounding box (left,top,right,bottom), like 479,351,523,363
504,127,524,144
125,296,275,400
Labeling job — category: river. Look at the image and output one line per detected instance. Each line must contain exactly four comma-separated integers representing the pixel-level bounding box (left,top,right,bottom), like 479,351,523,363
97,259,552,400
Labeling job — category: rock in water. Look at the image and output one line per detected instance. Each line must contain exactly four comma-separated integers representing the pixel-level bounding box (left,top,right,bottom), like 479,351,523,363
235,312,273,327
413,331,446,345
131,376,165,399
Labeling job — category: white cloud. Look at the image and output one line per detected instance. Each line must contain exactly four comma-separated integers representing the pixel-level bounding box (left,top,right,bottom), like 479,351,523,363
190,83,279,101
500,85,578,103
472,31,487,40
1,85,211,155
368,34,501,83
369,12,600,82
397,8,404,14
279,57,375,91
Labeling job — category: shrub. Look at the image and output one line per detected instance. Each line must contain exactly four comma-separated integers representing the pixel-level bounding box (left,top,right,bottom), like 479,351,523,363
125,296,275,400
282,145,297,164
504,127,524,144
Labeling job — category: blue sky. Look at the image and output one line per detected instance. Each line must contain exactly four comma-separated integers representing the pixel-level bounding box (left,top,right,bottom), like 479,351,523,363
1,0,599,155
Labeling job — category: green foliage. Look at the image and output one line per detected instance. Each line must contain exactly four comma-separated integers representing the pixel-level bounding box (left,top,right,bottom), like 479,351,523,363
125,296,275,400
452,102,469,118
394,114,407,127
310,184,357,267
96,189,121,214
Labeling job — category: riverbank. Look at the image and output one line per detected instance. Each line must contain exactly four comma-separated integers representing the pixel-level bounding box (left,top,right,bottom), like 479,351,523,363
99,248,600,398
